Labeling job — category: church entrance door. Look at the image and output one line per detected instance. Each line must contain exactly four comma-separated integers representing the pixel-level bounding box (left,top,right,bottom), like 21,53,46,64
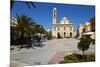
70,32,72,37
64,32,66,38
57,32,61,38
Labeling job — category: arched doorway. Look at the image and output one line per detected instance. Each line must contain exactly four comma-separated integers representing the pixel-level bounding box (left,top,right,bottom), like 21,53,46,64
57,32,61,38
64,32,66,38
70,32,72,38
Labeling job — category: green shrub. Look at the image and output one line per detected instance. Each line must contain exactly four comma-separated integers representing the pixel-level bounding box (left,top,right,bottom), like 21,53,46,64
10,47,15,50
59,54,95,64
84,54,95,62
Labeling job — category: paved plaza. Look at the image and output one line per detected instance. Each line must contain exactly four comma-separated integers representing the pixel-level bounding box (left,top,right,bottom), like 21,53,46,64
10,38,95,66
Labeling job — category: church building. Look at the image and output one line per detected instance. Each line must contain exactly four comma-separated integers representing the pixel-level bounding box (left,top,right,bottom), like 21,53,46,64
52,8,75,38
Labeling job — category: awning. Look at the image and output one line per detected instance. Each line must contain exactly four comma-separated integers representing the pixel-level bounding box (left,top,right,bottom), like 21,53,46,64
83,32,95,35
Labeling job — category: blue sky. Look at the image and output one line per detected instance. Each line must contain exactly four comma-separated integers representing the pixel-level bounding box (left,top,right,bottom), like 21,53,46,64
11,1,95,31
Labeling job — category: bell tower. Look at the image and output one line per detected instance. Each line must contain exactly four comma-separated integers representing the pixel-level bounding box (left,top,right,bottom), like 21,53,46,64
53,8,57,24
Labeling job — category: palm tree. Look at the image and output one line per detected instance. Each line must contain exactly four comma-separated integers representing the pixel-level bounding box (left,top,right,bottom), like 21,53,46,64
10,0,36,10
11,14,47,44
13,14,35,45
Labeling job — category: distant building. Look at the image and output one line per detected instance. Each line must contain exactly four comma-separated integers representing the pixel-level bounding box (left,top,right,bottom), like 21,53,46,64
78,22,90,38
78,24,85,38
78,22,91,38
78,22,95,40
46,29,51,32
52,8,75,38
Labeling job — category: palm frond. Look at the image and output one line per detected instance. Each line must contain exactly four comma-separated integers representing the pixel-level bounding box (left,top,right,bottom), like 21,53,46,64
11,1,36,10
10,0,14,9
26,2,36,8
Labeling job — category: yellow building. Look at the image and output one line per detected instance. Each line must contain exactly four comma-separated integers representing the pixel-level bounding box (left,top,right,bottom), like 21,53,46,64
78,22,95,40
52,8,75,38
79,24,85,38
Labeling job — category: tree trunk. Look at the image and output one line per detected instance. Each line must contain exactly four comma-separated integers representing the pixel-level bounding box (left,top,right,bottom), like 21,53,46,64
20,31,24,46
82,50,85,62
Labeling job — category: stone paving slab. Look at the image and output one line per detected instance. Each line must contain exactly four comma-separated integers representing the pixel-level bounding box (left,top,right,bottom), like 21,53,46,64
48,51,65,64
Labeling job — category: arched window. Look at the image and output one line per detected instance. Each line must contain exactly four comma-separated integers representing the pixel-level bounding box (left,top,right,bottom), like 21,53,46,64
54,10,56,18
70,27,72,31
64,27,66,30
58,27,59,31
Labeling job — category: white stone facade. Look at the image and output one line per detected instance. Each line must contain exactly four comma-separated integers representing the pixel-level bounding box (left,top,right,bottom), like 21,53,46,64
52,8,75,38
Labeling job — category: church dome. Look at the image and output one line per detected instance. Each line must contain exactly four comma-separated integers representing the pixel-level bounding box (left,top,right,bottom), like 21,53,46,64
62,17,67,20
60,17,70,24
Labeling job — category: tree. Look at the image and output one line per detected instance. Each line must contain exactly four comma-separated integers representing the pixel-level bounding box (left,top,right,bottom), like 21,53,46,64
90,17,95,32
78,37,91,61
11,14,50,46
10,0,36,10
11,14,35,46
45,31,52,40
